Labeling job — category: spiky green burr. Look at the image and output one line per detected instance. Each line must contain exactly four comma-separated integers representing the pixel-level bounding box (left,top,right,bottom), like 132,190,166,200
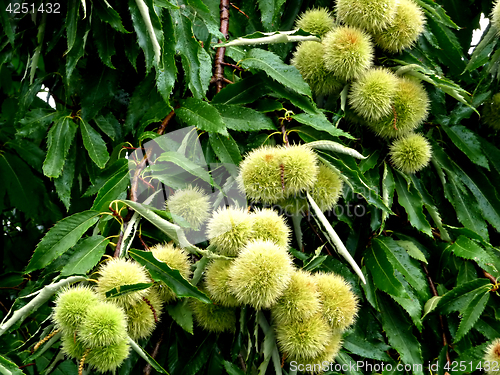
389,133,432,173
228,239,294,309
52,285,99,334
374,0,425,53
322,26,374,81
124,288,163,340
296,8,335,36
204,259,240,307
166,185,211,230
291,42,344,96
249,208,290,248
366,76,429,138
206,206,253,256
78,301,128,348
190,297,237,333
96,258,152,306
336,0,398,33
349,68,398,121
484,338,500,375
315,272,358,331
149,242,191,303
271,269,320,324
86,340,131,373
275,313,331,361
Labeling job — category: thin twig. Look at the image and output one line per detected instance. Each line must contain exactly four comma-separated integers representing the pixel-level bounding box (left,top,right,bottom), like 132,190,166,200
158,110,175,135
484,270,497,285
221,61,243,70
422,264,451,365
213,0,230,93
143,323,166,375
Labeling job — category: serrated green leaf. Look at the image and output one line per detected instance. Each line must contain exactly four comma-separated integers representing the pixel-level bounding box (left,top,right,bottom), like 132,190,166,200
66,23,89,80
306,140,365,159
60,235,109,276
25,211,100,273
94,114,118,141
16,108,56,138
105,282,153,298
240,48,311,97
422,296,441,319
293,113,355,140
176,98,228,136
378,295,424,372
42,116,78,178
157,11,177,103
0,355,26,375
441,125,489,169
66,0,79,54
0,153,39,217
80,67,119,121
157,151,213,185
128,338,169,374
436,279,490,314
80,118,110,168
373,237,429,300
125,74,159,134
91,161,130,212
130,249,210,302
213,103,275,132
397,240,427,263
342,334,391,361
475,317,500,340
394,171,433,237
212,73,270,105
92,20,116,69
54,144,76,211
414,0,459,29
223,361,245,375
171,9,209,99
84,158,129,197
466,27,498,72
448,236,494,268
454,290,489,342
209,132,242,165
365,245,405,297
390,271,423,330
166,300,193,334
94,0,129,33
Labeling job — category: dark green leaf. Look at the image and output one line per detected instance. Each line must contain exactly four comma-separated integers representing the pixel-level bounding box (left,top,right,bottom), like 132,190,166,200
365,245,405,297
257,0,286,31
129,338,169,374
42,117,78,178
176,98,228,136
129,249,210,302
80,68,119,121
65,0,79,54
91,161,130,212
80,119,110,168
343,333,391,361
213,104,275,132
441,125,489,169
454,290,489,342
66,23,89,80
157,11,177,103
240,48,311,97
25,211,100,273
212,73,270,105
292,112,353,139
465,27,498,72
92,20,116,69
436,279,490,314
60,235,109,276
105,283,153,298
0,355,26,375
394,171,433,237
54,144,76,211
448,236,495,268
209,132,242,165
166,300,194,334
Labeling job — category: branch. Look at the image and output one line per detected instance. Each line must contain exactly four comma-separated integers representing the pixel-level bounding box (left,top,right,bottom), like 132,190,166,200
422,264,451,365
213,0,230,93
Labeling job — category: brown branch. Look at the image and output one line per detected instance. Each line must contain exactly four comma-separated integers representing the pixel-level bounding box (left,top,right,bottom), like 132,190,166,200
143,324,166,375
114,111,177,258
221,61,243,70
230,2,249,18
213,0,230,93
484,270,497,285
422,264,451,365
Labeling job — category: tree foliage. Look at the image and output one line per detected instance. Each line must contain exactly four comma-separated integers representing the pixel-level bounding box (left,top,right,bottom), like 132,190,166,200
0,0,499,374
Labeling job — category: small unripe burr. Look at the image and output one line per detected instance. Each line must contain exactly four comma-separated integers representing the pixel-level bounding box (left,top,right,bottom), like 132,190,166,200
374,0,426,53
271,269,320,324
322,26,374,81
95,258,152,306
86,339,131,373
78,301,128,348
389,133,432,174
52,285,99,334
249,208,290,248
291,42,344,96
280,144,320,197
349,68,398,122
204,259,240,307
315,272,358,331
206,206,253,256
228,239,294,309
275,313,331,361
149,242,191,303
484,338,500,375
295,8,335,36
366,76,429,138
124,288,163,340
336,0,398,33
190,296,237,333
166,185,211,230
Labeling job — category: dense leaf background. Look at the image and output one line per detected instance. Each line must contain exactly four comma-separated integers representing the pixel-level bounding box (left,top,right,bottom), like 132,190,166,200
0,0,499,374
